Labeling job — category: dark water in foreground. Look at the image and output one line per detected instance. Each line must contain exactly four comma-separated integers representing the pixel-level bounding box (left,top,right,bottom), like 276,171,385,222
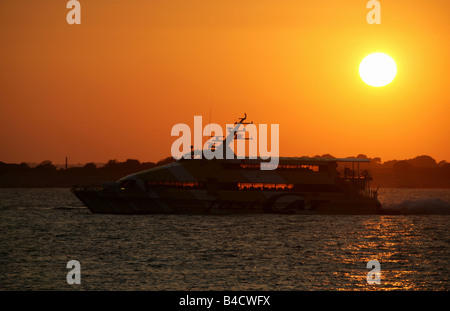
0,188,449,290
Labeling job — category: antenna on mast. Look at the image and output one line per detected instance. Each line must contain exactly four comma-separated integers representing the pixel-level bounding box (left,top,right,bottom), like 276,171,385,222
213,113,254,158
207,97,214,151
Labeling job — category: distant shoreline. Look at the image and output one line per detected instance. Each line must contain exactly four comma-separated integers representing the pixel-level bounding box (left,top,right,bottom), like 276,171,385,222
1,155,449,189
1,186,449,189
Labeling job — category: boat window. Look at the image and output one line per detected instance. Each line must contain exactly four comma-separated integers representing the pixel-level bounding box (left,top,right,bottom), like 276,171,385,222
145,180,205,190
240,163,261,169
119,180,136,190
276,164,319,172
145,180,340,192
237,182,294,191
221,162,320,171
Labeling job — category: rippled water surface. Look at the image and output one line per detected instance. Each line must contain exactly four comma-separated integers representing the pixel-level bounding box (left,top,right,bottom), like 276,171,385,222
0,188,449,290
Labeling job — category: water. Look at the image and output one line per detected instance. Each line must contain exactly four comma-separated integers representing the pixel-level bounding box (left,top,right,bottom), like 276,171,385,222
0,188,449,290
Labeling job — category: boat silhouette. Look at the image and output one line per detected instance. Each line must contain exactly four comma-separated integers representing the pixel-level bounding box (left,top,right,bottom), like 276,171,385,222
72,115,382,214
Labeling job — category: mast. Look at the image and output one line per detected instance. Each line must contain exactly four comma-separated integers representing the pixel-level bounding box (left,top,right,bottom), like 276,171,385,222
215,113,253,159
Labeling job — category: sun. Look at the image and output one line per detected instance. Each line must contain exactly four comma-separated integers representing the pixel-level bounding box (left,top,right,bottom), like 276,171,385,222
359,53,397,87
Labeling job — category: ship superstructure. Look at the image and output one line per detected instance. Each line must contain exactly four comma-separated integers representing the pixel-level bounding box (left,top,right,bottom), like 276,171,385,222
72,115,381,214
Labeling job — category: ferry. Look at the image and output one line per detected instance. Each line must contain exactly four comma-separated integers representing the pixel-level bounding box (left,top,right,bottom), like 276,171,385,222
72,115,382,214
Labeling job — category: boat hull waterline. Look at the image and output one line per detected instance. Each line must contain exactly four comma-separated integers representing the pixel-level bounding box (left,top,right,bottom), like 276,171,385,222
72,187,382,215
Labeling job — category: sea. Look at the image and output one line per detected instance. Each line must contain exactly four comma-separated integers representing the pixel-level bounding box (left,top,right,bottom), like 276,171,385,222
0,188,449,291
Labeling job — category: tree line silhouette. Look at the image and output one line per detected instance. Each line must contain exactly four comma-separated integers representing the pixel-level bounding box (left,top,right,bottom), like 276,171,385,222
0,155,449,188
0,157,175,188
317,154,450,188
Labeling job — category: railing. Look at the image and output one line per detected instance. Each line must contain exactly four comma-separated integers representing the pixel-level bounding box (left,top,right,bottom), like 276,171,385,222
336,169,372,180
336,175,378,200
360,189,378,200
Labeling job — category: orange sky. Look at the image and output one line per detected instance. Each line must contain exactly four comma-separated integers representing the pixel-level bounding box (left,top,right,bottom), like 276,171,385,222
0,0,449,164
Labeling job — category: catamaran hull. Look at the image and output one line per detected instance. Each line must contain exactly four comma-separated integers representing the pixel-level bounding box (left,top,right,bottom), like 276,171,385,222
72,189,382,215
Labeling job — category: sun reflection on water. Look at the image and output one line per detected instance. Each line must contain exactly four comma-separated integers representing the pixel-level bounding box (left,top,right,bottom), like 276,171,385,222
332,216,447,290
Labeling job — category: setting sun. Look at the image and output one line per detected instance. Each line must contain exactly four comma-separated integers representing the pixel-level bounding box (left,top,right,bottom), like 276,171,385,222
359,53,397,87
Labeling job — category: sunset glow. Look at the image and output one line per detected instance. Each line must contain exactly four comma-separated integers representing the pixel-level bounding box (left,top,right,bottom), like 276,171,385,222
0,1,449,164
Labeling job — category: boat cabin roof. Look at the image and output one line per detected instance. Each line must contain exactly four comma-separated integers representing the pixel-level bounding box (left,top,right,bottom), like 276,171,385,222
182,157,371,165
